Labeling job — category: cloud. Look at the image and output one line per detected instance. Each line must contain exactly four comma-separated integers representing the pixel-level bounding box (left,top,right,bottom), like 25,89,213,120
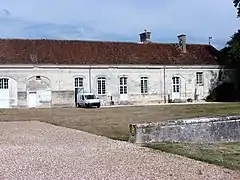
0,0,239,49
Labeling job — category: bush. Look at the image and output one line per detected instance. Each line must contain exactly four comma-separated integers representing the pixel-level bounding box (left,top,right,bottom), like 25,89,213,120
206,83,240,102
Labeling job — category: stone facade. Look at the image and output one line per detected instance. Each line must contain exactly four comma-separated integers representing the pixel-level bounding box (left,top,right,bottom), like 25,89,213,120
0,32,229,108
0,64,232,108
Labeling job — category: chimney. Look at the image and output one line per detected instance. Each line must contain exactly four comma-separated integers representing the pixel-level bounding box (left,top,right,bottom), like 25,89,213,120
139,29,151,43
177,34,186,53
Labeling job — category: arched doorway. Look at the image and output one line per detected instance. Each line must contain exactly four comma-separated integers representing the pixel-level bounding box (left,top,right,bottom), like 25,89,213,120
0,77,17,108
26,76,51,108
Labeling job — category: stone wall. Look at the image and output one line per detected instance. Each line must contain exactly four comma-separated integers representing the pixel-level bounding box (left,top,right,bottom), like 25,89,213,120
129,115,240,144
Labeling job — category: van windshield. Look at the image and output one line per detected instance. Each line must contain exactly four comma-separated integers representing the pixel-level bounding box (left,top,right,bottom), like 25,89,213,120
85,95,96,99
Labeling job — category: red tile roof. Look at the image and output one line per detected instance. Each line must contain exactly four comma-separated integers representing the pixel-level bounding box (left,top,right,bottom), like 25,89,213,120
0,38,223,65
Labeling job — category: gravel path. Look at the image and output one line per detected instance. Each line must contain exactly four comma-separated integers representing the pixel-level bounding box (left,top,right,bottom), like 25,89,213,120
0,121,239,180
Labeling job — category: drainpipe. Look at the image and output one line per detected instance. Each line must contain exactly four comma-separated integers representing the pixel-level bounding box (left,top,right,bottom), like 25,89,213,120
89,66,92,92
58,68,60,105
163,66,166,103
185,80,187,101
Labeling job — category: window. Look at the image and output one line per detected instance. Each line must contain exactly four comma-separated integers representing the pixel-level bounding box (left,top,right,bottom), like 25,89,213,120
85,95,96,99
74,77,83,87
140,77,148,94
172,77,180,93
196,72,203,85
97,77,106,95
0,78,8,89
119,77,127,94
36,76,41,80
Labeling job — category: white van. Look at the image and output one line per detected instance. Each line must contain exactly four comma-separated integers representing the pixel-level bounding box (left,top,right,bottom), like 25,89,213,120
76,92,101,108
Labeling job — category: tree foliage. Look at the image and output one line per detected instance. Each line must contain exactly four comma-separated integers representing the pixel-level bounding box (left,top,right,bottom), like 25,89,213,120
233,0,240,17
227,30,240,62
224,1,240,65
207,1,240,102
222,1,240,66
221,30,240,67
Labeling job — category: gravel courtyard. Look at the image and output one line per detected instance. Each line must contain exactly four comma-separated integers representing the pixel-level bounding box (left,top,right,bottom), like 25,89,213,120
0,121,239,180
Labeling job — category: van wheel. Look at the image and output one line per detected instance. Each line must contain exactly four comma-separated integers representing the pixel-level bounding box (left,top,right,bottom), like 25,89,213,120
77,103,81,108
97,104,100,108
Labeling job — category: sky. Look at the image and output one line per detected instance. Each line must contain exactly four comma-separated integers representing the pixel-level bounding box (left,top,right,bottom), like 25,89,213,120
0,0,239,49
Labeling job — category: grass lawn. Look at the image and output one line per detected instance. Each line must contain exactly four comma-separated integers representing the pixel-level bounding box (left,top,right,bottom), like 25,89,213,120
0,102,240,170
145,142,240,171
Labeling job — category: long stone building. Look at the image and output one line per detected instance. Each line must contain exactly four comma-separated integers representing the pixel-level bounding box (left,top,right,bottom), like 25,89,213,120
0,30,231,108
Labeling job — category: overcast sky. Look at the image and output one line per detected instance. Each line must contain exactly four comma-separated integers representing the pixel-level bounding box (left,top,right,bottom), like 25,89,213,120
0,0,239,49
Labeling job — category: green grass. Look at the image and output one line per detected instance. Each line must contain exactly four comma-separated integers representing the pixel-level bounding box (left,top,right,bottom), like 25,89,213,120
144,142,240,171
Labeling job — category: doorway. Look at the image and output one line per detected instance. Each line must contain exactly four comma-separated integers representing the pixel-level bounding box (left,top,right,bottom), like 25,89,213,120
74,77,84,106
119,77,128,101
28,92,37,108
0,78,10,108
172,77,180,100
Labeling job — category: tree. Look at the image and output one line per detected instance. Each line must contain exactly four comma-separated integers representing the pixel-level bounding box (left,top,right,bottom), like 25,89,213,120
211,30,240,102
233,0,240,17
221,30,240,67
207,1,240,102
223,1,240,65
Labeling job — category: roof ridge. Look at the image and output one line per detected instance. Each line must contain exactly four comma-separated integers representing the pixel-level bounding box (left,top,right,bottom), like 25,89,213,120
0,38,210,46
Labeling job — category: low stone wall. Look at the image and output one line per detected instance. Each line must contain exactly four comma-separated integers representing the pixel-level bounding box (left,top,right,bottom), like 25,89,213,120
128,115,240,144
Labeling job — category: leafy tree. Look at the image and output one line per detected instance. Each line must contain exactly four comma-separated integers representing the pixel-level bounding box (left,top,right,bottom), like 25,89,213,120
222,1,240,65
233,0,240,17
207,30,240,102
221,30,240,67
207,1,240,102
224,1,240,65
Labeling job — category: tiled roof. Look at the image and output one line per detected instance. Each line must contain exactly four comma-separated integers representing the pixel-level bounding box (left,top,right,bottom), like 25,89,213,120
0,38,224,65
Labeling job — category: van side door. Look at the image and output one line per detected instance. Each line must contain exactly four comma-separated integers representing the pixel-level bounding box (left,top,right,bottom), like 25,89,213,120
80,95,85,105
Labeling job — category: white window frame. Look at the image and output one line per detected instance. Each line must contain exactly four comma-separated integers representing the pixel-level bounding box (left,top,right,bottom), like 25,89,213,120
0,78,9,89
119,77,127,94
74,77,83,88
196,72,203,85
97,77,106,95
140,77,148,94
172,77,180,93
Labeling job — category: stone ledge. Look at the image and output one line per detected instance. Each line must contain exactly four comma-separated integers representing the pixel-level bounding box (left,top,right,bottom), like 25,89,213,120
129,115,240,144
133,115,240,128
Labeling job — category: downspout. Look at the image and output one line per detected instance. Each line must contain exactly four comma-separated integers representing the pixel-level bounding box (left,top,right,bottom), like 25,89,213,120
185,80,187,101
58,68,61,105
163,65,166,103
89,66,92,92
